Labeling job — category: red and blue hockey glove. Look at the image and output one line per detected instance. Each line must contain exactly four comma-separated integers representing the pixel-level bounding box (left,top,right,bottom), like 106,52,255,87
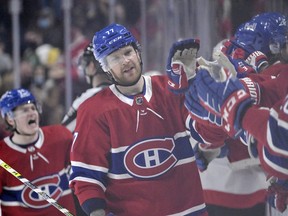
218,52,256,78
220,39,268,76
268,179,288,213
184,81,222,127
166,38,200,94
195,68,254,138
193,143,229,172
243,50,268,72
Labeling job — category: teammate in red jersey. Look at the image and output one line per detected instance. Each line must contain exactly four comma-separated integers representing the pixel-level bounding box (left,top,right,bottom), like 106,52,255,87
193,62,288,214
0,88,76,216
183,12,288,215
167,12,288,216
69,23,208,216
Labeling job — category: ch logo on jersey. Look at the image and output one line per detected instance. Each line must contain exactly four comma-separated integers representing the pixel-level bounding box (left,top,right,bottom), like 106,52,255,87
124,138,177,179
22,175,63,209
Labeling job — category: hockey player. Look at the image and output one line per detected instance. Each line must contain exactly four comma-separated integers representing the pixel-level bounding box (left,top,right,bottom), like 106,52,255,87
196,42,268,216
192,64,288,214
69,23,208,216
167,12,288,216
184,12,288,215
167,42,267,216
0,88,76,216
62,42,111,132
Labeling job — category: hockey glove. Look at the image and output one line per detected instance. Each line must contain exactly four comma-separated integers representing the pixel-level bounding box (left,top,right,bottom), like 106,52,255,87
221,39,268,76
239,77,260,105
245,50,268,72
197,57,226,81
268,179,288,213
166,38,200,94
218,52,256,78
195,68,254,138
193,143,229,172
184,79,222,127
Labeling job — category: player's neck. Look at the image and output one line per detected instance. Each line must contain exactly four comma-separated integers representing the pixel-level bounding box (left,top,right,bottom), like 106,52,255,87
11,131,39,145
116,76,144,96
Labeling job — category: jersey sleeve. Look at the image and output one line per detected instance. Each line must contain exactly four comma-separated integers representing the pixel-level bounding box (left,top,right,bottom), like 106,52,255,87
242,96,288,179
69,100,109,213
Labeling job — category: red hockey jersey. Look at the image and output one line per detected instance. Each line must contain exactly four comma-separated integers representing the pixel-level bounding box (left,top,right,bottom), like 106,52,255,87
70,75,207,216
190,63,288,209
0,125,76,216
242,63,288,179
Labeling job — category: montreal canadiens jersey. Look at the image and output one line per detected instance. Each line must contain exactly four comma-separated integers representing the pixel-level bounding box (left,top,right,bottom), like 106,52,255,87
241,63,288,180
0,125,76,216
195,63,288,180
190,64,288,208
243,96,288,180
70,75,207,216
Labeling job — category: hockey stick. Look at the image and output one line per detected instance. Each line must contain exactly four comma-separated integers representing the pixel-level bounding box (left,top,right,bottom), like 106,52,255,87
0,159,74,216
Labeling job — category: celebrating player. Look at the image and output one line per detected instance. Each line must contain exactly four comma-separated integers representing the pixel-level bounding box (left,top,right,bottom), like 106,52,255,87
167,39,268,216
167,11,288,216
184,12,288,214
69,23,207,216
0,88,76,216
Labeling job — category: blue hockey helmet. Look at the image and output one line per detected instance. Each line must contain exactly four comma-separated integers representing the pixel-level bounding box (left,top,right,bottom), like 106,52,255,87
234,18,271,55
235,12,288,55
0,88,36,118
253,12,288,54
92,23,139,63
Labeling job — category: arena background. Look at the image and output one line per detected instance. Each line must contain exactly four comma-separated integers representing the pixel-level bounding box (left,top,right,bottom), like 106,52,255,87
0,0,287,125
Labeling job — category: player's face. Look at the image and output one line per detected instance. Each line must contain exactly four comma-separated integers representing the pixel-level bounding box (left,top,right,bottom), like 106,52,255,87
8,103,40,135
105,45,142,86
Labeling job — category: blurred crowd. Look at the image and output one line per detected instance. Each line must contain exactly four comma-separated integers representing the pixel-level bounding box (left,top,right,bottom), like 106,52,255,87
0,0,286,127
0,0,142,126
